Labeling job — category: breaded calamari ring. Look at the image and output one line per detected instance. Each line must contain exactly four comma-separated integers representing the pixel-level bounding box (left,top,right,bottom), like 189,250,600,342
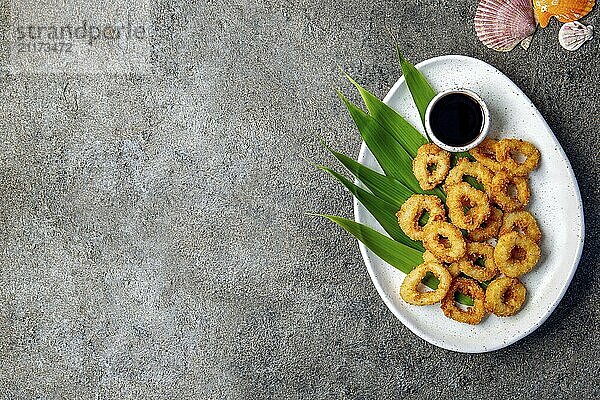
422,221,467,263
452,242,498,282
499,211,542,243
468,207,503,242
400,262,452,305
441,277,486,325
496,139,540,176
396,194,446,241
485,277,527,316
444,158,493,194
412,143,451,190
470,138,502,172
422,250,438,264
446,182,491,231
490,171,530,212
423,250,461,277
494,232,541,277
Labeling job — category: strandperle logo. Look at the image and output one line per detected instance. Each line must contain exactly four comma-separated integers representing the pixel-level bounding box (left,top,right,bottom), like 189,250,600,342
4,0,152,74
13,20,148,46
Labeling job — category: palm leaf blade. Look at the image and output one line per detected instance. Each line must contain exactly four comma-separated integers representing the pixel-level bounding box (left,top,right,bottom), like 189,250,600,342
338,91,422,193
345,73,428,157
318,214,474,306
397,48,436,126
323,142,413,207
319,165,424,251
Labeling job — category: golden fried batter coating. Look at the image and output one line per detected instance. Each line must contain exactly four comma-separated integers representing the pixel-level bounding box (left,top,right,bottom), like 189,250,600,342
490,171,530,212
496,139,540,176
470,138,502,172
423,250,461,277
412,143,451,190
444,158,493,194
441,277,486,325
452,242,498,282
468,207,503,242
394,135,543,321
446,182,491,231
499,211,542,243
422,221,467,263
485,277,527,317
494,232,541,277
400,262,452,305
396,194,446,241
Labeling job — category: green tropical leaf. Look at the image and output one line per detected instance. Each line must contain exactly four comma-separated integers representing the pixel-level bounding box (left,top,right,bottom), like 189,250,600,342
344,73,428,157
319,214,423,271
318,165,424,251
396,47,436,126
322,141,414,207
337,91,445,199
396,53,482,193
455,151,474,161
317,214,473,306
317,55,483,308
338,90,421,192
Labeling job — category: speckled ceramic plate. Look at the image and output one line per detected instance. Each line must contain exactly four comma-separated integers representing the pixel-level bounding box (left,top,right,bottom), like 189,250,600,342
354,55,584,353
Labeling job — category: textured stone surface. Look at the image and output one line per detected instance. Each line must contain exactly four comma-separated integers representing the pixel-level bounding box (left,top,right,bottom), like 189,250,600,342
0,0,598,398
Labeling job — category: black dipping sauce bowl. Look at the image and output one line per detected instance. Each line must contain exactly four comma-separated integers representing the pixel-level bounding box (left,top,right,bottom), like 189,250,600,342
424,88,490,152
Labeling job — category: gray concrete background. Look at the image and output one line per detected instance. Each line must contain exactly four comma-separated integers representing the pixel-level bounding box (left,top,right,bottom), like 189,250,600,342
0,0,599,398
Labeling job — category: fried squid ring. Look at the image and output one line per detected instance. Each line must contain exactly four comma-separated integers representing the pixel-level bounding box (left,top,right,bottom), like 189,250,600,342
412,143,451,190
470,138,502,172
453,242,498,282
422,250,438,264
494,232,541,277
400,262,452,305
499,211,542,243
423,250,460,277
485,277,527,316
468,207,503,242
396,194,446,241
444,158,493,194
446,182,491,231
441,277,486,325
490,171,530,212
496,139,540,176
422,221,466,263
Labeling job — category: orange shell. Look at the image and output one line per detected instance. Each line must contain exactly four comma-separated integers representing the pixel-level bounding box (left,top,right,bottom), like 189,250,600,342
534,0,595,28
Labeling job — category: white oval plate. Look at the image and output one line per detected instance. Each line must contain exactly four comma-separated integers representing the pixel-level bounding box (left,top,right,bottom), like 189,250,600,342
354,55,584,353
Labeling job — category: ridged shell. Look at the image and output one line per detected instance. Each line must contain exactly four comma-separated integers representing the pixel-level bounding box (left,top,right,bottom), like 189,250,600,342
534,0,595,28
475,0,537,52
559,21,594,50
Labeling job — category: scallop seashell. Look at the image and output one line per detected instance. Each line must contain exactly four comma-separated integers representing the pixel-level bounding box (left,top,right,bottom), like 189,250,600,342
533,0,596,28
559,21,594,50
475,0,537,52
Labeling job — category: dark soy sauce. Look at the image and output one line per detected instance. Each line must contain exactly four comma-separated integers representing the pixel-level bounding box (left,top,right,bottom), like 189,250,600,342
429,93,483,146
